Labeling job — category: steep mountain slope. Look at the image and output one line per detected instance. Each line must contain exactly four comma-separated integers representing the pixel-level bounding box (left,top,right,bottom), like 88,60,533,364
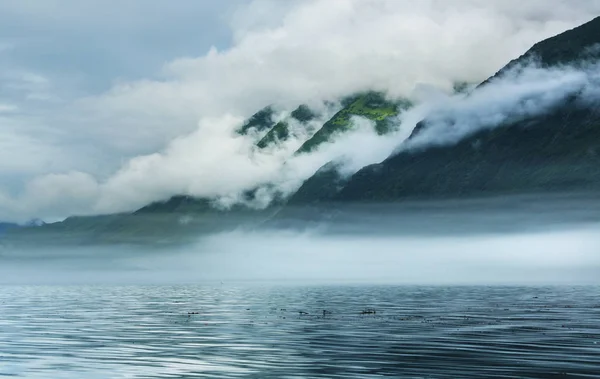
257,105,317,149
337,104,600,201
481,15,600,87
291,15,600,203
285,162,347,205
238,106,276,135
296,92,411,154
135,93,409,214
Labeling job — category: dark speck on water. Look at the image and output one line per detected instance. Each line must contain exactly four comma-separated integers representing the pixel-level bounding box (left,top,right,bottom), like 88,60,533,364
1,285,599,378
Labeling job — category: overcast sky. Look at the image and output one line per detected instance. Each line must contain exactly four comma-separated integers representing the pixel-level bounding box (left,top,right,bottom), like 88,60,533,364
0,1,244,184
1,0,599,222
0,1,242,90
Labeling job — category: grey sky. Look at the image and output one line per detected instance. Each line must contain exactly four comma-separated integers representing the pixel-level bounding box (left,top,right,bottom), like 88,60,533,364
0,1,243,94
0,0,245,197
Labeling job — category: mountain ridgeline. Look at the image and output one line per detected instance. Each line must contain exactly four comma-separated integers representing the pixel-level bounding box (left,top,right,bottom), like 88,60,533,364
135,91,411,214
295,92,411,154
290,15,600,204
237,92,410,153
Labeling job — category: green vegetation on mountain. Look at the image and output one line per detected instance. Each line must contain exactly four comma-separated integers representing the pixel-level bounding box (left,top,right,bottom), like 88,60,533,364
296,92,411,154
290,104,316,123
238,106,276,135
257,121,290,148
256,105,317,149
4,198,279,246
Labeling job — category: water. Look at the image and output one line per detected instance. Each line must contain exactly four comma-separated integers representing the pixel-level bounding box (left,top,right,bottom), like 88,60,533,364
1,285,599,378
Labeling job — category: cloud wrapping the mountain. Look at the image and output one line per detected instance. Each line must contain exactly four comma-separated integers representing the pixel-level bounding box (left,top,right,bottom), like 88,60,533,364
405,62,600,150
2,0,600,221
5,60,599,222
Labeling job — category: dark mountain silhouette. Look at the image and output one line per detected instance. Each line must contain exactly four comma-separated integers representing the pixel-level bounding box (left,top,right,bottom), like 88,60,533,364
291,15,600,204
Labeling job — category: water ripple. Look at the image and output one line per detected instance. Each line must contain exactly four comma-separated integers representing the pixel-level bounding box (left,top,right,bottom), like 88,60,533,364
0,285,599,378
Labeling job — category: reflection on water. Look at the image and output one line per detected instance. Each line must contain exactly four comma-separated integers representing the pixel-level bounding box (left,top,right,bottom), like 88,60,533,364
1,285,599,378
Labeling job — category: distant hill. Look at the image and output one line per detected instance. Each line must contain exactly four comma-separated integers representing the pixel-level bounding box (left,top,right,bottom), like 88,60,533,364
0,222,17,235
4,203,278,246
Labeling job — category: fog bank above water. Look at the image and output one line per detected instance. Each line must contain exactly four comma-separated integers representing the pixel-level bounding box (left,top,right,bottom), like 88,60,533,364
1,194,599,286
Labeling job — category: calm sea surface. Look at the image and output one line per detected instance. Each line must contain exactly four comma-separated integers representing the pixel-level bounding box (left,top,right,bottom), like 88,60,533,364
1,285,599,378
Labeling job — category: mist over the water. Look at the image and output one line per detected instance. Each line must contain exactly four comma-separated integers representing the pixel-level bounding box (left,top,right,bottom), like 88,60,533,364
3,195,599,286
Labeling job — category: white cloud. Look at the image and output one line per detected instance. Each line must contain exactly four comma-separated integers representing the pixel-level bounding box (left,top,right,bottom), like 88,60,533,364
65,0,600,155
406,62,600,149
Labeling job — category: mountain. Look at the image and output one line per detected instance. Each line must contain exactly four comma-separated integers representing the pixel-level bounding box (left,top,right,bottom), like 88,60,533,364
286,162,348,205
4,201,279,246
290,15,600,204
238,106,276,135
135,195,217,214
336,103,600,201
296,92,411,154
248,92,411,153
480,15,600,87
257,104,317,149
0,220,44,236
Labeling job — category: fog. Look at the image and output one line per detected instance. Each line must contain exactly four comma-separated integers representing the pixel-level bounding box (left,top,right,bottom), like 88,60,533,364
2,196,599,286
